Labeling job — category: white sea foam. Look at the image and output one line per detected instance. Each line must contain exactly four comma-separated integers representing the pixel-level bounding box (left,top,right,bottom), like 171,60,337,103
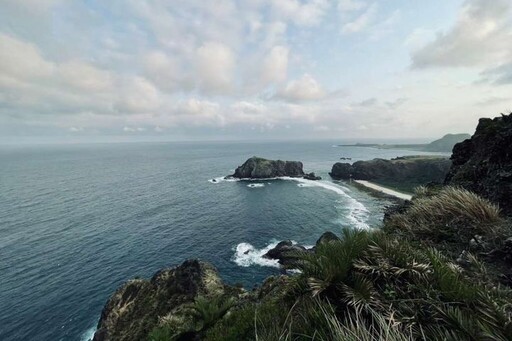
233,241,280,267
280,177,370,229
247,183,265,188
208,174,369,229
208,176,240,184
233,240,314,268
81,324,97,341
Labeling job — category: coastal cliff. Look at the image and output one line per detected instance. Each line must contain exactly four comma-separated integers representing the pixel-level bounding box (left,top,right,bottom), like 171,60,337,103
330,155,451,191
93,260,229,341
94,114,512,341
445,114,512,215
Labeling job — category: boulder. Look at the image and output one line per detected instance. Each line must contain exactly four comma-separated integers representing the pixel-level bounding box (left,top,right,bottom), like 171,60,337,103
315,231,340,247
303,172,321,180
263,241,307,267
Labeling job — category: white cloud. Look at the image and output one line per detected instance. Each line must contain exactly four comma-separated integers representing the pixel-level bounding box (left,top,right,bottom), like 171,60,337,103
0,33,54,80
341,3,377,34
143,51,182,92
195,41,236,93
114,77,161,113
59,61,113,91
411,0,512,68
270,0,330,26
261,46,289,84
338,0,366,12
276,74,326,102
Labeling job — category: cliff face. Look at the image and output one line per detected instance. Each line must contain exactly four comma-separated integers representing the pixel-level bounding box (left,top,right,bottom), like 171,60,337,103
330,156,451,190
232,156,305,178
93,260,226,341
445,114,512,215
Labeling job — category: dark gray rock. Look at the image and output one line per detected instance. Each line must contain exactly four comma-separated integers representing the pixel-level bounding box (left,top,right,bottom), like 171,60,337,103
315,232,340,247
263,241,307,266
445,113,512,215
232,157,305,179
330,156,451,191
303,172,321,180
93,260,226,341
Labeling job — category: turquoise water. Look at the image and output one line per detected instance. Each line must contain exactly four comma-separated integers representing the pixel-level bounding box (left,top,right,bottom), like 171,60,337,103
0,141,441,340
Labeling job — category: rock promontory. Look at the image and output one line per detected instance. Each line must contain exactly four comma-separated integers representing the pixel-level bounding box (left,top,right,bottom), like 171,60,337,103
93,260,229,341
330,155,451,191
445,113,512,215
230,156,318,179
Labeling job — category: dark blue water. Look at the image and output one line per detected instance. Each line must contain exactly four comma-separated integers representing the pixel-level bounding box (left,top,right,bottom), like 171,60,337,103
0,141,440,340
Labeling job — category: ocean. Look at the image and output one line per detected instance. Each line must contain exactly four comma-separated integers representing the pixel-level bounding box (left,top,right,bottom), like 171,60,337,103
0,140,440,340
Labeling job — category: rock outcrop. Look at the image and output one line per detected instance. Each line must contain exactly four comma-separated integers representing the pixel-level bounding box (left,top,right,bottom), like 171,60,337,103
93,260,227,341
263,241,307,267
303,172,321,180
264,231,340,266
445,113,512,215
330,156,451,191
230,157,306,179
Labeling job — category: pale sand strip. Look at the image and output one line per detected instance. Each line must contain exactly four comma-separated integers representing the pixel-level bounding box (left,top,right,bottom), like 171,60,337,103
354,180,413,200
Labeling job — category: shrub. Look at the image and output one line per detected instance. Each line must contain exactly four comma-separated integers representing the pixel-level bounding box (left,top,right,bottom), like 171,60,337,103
387,187,504,243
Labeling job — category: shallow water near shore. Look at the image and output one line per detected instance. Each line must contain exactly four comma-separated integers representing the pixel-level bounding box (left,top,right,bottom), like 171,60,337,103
0,140,442,340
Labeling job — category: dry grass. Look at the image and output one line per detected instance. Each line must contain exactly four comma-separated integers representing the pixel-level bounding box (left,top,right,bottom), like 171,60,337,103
389,187,504,242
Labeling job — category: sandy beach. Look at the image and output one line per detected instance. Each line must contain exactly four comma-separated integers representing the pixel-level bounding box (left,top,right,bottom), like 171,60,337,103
354,180,413,200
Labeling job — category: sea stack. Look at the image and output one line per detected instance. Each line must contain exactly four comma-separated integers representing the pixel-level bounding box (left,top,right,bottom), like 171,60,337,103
230,156,306,179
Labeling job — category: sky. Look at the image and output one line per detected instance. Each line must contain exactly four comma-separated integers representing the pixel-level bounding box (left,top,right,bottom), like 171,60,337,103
0,0,511,143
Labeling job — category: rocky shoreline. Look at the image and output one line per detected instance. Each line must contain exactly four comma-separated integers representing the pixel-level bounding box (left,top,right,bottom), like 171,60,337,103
330,155,451,192
93,113,512,341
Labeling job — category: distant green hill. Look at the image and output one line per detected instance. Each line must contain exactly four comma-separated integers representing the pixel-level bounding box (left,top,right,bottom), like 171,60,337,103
338,133,470,153
423,133,471,152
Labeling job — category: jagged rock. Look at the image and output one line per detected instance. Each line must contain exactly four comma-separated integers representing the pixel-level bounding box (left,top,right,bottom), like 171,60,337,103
231,157,304,179
383,200,412,222
315,232,340,247
303,172,321,180
330,156,451,190
263,241,307,266
445,113,512,215
469,235,488,250
93,260,226,341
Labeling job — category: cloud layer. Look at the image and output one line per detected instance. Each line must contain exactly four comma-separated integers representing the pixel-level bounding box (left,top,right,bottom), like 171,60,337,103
0,0,511,142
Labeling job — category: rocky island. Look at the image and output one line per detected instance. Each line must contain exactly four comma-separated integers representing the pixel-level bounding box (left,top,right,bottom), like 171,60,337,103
93,113,512,341
228,156,321,180
330,155,451,192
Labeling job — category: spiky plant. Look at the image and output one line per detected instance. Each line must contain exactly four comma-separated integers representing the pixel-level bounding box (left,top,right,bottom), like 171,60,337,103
354,233,431,283
189,295,236,331
388,186,504,243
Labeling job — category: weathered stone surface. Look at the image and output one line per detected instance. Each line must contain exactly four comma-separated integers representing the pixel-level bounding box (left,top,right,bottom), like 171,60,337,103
93,260,225,341
330,156,451,188
303,172,321,180
231,157,305,179
445,113,512,215
263,241,306,267
315,231,340,247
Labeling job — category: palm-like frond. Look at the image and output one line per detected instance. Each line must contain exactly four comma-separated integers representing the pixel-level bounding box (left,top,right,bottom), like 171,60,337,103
189,296,236,331
293,228,371,297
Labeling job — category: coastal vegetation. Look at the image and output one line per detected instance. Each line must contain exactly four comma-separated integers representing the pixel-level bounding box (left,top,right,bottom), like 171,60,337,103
93,114,512,341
